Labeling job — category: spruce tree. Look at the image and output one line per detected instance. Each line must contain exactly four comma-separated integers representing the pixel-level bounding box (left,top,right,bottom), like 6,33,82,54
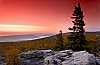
57,30,63,45
54,30,64,51
68,2,86,51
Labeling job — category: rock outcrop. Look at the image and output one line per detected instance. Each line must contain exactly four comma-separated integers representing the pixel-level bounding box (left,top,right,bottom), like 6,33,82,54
19,50,99,65
0,56,6,65
19,50,54,65
96,57,100,65
44,50,97,65
62,51,96,65
44,50,73,65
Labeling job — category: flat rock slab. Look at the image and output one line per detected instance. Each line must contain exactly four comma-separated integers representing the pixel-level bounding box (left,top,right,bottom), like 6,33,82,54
19,50,99,65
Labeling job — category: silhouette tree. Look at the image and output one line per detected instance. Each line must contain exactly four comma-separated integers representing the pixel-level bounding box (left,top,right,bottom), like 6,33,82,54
57,30,63,45
54,30,64,51
68,2,86,51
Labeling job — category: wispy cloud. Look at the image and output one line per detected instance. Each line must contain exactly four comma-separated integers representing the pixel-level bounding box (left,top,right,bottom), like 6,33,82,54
0,24,44,32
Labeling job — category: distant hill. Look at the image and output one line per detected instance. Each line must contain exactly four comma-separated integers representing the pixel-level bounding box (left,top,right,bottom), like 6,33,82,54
86,32,100,35
0,33,53,42
0,32,99,42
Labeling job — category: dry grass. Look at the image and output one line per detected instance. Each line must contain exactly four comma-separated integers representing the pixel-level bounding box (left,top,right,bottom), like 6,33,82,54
0,33,99,65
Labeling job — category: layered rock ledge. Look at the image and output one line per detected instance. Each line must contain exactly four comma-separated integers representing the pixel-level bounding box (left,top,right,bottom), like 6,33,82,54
19,50,100,65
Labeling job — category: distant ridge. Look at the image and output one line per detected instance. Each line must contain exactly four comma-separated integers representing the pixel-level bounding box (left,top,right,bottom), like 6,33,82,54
0,32,99,42
86,31,100,35
0,33,54,42
66,32,100,35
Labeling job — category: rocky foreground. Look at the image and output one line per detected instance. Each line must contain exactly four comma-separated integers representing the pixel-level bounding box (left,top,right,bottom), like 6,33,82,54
0,56,6,65
19,50,100,65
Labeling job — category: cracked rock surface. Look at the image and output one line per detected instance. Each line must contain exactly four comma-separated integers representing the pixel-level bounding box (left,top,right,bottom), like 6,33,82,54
19,50,100,65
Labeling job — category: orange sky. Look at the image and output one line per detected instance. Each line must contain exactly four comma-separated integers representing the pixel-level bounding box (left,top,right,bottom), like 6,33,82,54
0,0,100,36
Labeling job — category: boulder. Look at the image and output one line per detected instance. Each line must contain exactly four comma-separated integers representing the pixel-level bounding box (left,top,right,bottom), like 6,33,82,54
19,50,98,65
62,51,96,65
44,50,73,65
19,50,54,65
0,56,6,65
96,57,100,65
44,50,97,65
44,56,62,65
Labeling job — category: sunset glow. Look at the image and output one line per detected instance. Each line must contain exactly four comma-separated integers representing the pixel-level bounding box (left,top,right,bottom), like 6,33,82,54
0,0,99,36
0,24,44,32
